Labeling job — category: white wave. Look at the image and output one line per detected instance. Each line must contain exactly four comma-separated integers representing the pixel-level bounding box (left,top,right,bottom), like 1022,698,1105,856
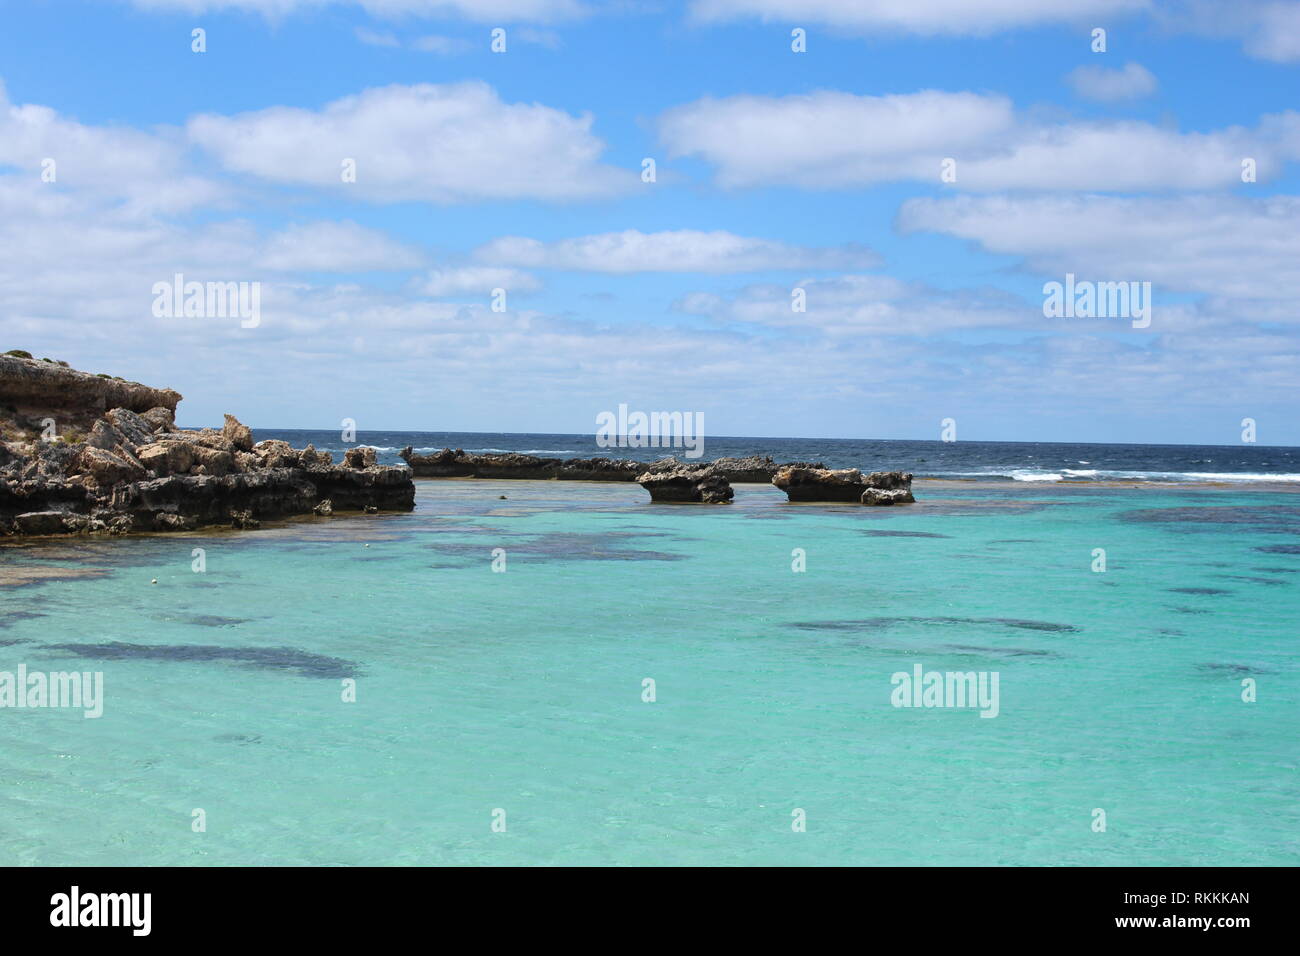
1003,469,1300,483
1114,471,1300,483
937,468,1300,483
1009,470,1064,482
465,448,578,455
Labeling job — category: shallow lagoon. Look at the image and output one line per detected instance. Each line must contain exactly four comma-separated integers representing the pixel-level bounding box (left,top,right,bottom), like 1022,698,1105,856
1,479,1296,865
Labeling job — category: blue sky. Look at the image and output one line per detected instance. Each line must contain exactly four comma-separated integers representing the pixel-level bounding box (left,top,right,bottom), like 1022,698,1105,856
0,0,1297,443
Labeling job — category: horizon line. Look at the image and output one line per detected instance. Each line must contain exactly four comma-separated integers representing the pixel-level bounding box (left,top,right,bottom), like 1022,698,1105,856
178,426,1300,452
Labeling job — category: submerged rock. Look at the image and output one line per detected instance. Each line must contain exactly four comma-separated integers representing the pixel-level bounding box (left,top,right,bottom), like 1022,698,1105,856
636,464,734,504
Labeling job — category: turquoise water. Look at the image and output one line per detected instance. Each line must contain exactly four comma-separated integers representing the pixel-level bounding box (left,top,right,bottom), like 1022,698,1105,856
1,480,1297,866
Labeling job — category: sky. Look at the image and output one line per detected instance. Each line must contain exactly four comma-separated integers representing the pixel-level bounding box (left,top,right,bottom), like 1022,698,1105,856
0,0,1298,444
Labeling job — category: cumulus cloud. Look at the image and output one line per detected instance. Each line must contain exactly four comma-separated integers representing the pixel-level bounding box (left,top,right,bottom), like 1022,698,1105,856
0,81,223,213
473,230,881,273
676,273,1033,335
1065,62,1158,101
187,82,632,202
261,221,426,272
900,193,1300,306
2,164,1295,438
418,267,541,295
660,90,1014,188
660,89,1300,190
1162,1,1300,63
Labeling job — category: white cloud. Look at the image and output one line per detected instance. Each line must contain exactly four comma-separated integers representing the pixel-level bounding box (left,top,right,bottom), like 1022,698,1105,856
262,221,426,272
419,267,541,295
676,273,1032,335
410,34,475,53
660,89,1300,190
355,27,402,47
2,165,1296,440
900,193,1300,305
474,230,880,272
0,81,223,213
1242,1,1300,61
689,0,1149,35
188,82,631,202
660,90,1014,188
1065,62,1158,101
1162,1,1300,63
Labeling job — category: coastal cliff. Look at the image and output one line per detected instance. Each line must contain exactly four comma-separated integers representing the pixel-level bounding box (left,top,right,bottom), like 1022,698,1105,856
0,353,181,428
0,353,414,535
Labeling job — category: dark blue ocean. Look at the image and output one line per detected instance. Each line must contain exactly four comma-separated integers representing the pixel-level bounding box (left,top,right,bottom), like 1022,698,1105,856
245,430,1300,484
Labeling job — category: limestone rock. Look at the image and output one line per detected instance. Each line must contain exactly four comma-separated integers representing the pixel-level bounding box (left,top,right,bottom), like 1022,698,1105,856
1,358,416,536
222,414,254,452
860,471,915,505
0,353,180,429
87,419,127,452
105,408,156,448
772,466,917,504
772,466,868,502
229,509,260,529
137,440,196,477
14,511,69,534
253,439,299,468
78,446,146,486
139,406,175,432
191,445,235,478
637,464,734,504
344,446,377,469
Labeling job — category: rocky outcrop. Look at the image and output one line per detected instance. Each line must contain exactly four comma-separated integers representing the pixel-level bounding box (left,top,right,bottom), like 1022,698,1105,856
859,470,916,505
637,464,734,504
399,447,824,484
400,447,646,481
0,353,180,430
648,454,825,483
772,466,916,504
1,355,414,536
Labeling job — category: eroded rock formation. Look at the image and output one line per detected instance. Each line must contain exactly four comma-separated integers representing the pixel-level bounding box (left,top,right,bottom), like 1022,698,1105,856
772,466,915,504
858,470,916,505
646,454,825,483
1,354,414,535
400,447,647,481
636,464,734,504
400,448,824,484
0,353,181,430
